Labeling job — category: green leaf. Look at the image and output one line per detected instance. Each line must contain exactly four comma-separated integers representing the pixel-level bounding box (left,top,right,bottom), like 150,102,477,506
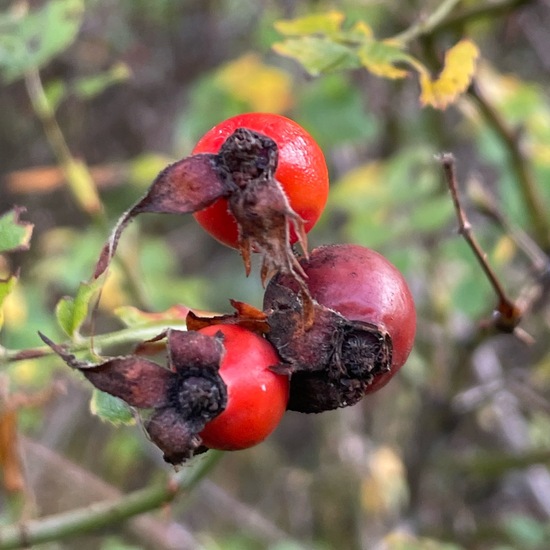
274,11,345,36
357,40,413,79
0,0,84,83
0,207,33,253
273,36,360,76
90,389,135,426
55,278,103,337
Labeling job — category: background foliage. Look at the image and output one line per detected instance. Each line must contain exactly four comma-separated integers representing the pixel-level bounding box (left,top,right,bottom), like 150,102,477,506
2,0,550,549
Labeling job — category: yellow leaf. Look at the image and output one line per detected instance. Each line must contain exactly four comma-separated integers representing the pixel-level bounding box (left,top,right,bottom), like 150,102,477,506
349,20,374,40
274,10,345,36
419,39,480,110
215,53,293,113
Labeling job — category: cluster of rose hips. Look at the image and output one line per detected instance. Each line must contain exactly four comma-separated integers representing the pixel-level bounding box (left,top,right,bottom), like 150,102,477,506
42,113,416,466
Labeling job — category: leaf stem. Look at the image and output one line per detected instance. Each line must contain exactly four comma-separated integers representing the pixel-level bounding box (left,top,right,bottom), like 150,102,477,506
0,450,223,549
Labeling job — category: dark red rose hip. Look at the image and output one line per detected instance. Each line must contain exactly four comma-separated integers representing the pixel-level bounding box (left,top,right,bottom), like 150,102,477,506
263,244,416,413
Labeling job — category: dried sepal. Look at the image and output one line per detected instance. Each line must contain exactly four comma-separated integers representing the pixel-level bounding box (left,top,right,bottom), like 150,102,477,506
186,299,269,334
219,128,308,284
39,330,229,466
263,283,393,413
94,154,227,278
38,332,171,409
93,127,309,290
167,329,225,372
146,407,204,465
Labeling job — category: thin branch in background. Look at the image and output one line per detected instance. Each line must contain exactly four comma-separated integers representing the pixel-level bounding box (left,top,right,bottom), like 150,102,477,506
392,0,462,44
469,175,549,275
438,154,529,340
23,69,103,220
23,69,151,310
468,81,550,251
467,175,550,316
0,449,223,550
21,438,205,550
438,0,534,32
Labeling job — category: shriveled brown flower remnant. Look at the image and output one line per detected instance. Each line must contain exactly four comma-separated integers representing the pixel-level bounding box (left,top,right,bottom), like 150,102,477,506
263,281,392,413
39,330,228,465
94,128,307,287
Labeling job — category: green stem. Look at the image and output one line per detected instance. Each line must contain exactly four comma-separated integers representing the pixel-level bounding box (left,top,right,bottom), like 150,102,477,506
0,320,188,365
468,83,550,251
0,450,223,549
391,0,462,44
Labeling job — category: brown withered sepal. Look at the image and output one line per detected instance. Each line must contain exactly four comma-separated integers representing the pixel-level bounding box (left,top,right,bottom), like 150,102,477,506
94,128,307,286
39,330,227,465
263,281,392,413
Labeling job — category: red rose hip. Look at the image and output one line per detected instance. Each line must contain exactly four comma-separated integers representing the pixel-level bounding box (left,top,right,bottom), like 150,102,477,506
198,324,290,450
263,244,416,412
192,112,329,249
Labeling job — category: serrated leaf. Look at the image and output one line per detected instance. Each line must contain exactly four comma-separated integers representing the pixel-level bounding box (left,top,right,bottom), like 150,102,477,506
90,389,135,426
273,36,360,76
419,39,480,110
0,0,84,83
0,274,18,331
357,40,412,79
0,207,33,253
55,278,103,337
274,11,345,37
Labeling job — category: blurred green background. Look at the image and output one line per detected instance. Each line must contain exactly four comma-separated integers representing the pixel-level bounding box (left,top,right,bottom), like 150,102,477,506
2,0,550,549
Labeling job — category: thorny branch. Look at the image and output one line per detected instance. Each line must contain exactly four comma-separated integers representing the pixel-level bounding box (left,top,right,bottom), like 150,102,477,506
438,153,529,340
0,450,223,550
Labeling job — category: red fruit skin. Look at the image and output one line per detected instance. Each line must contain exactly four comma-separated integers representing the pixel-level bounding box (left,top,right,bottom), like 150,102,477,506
299,244,416,393
198,324,289,451
192,113,329,248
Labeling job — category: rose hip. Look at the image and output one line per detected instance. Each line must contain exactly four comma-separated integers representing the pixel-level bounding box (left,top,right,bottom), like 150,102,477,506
263,244,416,413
